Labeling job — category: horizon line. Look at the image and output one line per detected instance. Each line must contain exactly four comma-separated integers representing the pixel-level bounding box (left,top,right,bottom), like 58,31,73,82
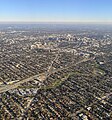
0,21,112,24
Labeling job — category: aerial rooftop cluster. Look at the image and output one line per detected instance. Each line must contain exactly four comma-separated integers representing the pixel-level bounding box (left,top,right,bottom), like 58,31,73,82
0,24,112,119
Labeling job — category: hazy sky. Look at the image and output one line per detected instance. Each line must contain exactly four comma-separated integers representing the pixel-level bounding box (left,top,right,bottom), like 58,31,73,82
0,0,112,23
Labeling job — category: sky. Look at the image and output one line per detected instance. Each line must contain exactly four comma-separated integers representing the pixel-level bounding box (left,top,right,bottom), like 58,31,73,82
0,0,112,23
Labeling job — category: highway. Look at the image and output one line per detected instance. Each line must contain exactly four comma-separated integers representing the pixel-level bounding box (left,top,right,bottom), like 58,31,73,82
0,57,93,94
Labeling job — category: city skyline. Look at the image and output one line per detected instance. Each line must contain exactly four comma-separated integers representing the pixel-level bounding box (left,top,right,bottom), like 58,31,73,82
0,1,112,119
0,0,112,23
